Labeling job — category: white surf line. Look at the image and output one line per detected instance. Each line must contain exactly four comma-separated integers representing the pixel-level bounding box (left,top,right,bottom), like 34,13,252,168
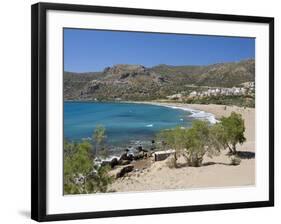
169,105,218,124
147,102,218,124
145,124,154,127
125,101,218,124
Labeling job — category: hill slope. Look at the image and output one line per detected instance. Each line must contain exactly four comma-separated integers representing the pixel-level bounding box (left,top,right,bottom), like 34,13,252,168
64,59,255,101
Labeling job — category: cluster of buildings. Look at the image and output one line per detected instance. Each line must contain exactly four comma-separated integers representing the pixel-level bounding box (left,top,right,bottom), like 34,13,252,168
189,87,247,98
166,82,255,100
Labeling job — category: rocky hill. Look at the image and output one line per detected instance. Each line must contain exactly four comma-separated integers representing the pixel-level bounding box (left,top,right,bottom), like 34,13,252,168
64,59,255,101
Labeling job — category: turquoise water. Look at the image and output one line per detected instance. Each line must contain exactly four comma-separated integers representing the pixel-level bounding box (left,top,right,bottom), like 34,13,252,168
64,102,193,149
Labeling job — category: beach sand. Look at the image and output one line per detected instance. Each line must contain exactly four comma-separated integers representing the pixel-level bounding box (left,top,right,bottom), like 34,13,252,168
109,103,255,192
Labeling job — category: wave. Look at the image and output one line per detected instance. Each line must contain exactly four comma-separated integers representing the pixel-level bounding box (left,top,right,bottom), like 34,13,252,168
146,124,154,127
162,105,218,124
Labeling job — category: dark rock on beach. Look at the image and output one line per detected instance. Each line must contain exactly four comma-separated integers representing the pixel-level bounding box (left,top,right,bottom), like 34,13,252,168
110,158,119,168
116,165,134,178
133,152,144,160
118,159,131,166
120,152,134,161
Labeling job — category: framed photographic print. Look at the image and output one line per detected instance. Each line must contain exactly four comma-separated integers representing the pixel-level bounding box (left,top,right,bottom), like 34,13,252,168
31,2,274,222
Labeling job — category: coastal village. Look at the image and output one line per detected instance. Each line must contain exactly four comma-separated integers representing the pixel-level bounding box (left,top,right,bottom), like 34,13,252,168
166,82,255,101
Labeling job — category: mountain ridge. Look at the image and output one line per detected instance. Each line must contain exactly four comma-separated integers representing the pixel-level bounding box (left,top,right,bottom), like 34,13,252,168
64,59,255,101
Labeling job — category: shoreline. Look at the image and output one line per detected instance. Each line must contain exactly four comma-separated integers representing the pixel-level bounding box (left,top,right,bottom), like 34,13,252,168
126,101,219,124
126,101,255,143
108,101,256,192
64,100,253,124
66,100,255,151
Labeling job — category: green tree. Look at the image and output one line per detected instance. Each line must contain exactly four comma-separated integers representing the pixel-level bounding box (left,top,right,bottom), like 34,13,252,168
64,141,93,194
64,139,79,157
84,165,113,193
157,126,186,167
183,120,221,167
157,121,211,167
209,122,228,152
93,125,106,157
158,120,224,167
156,113,246,167
220,112,246,154
64,140,112,194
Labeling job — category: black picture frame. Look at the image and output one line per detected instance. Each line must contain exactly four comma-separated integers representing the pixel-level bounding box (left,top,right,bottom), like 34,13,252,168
31,2,274,222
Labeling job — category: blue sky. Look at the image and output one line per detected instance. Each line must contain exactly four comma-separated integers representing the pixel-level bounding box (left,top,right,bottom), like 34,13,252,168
64,28,255,73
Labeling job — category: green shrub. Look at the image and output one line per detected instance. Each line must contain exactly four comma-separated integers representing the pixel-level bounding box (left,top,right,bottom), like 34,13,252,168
93,125,106,156
183,120,210,167
220,112,246,154
64,126,112,195
157,112,246,167
158,120,222,167
157,126,186,167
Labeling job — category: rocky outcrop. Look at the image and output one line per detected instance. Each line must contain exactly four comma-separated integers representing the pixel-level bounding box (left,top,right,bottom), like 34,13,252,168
85,80,101,94
64,59,255,101
103,64,148,76
116,165,134,178
119,152,134,161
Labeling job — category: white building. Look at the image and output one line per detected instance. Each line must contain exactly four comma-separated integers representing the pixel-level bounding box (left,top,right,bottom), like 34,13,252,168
189,91,197,97
167,93,182,100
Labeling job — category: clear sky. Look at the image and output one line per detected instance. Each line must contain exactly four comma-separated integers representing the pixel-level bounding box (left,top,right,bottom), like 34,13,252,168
64,28,255,73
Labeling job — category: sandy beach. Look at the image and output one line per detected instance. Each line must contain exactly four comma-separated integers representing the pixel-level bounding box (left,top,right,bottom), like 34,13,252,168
109,102,255,192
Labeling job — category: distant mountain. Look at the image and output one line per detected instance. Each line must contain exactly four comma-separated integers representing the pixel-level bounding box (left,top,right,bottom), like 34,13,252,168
64,59,255,101
64,72,102,99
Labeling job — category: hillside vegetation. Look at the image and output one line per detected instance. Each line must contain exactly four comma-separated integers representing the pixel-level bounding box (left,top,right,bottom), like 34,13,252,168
64,59,255,106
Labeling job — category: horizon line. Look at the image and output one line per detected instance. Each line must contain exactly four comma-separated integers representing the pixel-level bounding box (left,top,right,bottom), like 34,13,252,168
64,58,254,74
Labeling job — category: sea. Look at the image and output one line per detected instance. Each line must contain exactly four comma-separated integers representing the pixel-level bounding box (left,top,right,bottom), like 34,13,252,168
64,102,216,154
